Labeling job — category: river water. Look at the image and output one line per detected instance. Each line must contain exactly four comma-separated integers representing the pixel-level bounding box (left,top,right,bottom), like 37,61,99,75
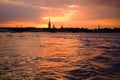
0,32,120,80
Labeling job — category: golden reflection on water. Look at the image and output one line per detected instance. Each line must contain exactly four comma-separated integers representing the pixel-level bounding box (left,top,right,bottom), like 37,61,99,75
0,33,120,80
27,33,104,80
32,33,80,79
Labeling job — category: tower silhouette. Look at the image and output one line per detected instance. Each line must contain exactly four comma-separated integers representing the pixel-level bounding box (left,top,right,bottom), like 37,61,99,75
98,24,101,30
48,16,51,29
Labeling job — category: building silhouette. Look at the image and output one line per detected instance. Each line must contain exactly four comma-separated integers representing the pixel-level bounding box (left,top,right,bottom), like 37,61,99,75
53,25,55,29
98,24,101,30
48,16,51,29
61,25,64,29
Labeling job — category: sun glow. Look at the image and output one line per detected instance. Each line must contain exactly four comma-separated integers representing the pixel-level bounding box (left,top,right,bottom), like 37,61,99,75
42,16,70,22
38,24,48,28
42,10,76,22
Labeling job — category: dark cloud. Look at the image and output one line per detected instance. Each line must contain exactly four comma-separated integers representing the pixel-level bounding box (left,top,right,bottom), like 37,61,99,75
10,0,120,9
91,0,120,8
0,2,41,23
10,0,71,8
88,0,120,19
0,0,120,24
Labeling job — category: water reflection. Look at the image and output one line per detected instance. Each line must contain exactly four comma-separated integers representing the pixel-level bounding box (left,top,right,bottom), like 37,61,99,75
0,33,120,80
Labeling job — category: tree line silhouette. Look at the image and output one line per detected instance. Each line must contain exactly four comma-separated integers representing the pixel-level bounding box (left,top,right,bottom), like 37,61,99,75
0,27,120,33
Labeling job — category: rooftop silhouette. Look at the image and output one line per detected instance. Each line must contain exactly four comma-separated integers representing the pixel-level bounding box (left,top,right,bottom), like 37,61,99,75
0,27,120,33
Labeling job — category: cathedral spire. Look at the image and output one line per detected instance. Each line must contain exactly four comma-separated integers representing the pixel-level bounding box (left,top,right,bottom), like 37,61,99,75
48,16,51,29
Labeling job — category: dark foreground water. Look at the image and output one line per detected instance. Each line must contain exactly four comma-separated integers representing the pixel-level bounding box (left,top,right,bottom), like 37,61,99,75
0,32,120,80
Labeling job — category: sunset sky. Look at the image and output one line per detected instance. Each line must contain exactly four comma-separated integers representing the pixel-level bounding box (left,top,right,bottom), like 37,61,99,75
0,0,120,28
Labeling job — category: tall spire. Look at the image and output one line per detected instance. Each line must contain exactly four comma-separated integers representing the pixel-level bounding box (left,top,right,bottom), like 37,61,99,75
48,16,51,29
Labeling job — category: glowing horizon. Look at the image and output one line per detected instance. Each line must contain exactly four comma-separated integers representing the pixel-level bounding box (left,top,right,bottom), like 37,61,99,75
0,0,120,28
